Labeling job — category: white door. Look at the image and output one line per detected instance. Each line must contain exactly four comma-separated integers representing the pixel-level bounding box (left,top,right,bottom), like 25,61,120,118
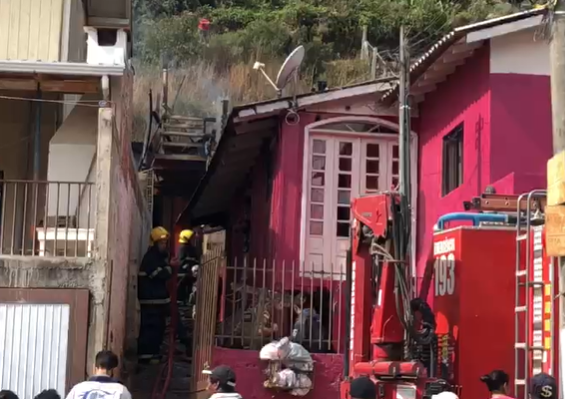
305,135,399,275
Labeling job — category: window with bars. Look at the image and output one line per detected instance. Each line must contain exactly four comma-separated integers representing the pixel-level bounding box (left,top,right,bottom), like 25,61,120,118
442,124,464,196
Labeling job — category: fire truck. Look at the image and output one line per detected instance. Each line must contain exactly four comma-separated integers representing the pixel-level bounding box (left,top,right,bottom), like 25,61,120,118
342,190,559,399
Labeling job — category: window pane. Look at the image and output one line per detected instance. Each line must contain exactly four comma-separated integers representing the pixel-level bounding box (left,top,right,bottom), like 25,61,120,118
310,221,323,235
366,176,379,190
367,144,380,158
338,174,351,188
337,223,349,237
339,142,353,156
393,145,399,159
392,160,399,175
339,158,352,171
311,188,324,202
338,190,350,205
337,206,350,221
310,204,323,219
313,139,326,154
312,155,326,170
311,172,325,187
366,160,379,174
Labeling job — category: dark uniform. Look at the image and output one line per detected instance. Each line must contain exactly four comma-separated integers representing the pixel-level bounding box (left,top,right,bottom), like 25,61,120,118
137,244,172,363
177,241,200,304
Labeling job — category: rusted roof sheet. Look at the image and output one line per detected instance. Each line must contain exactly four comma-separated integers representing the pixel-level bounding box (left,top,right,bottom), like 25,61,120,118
381,7,547,105
179,78,396,225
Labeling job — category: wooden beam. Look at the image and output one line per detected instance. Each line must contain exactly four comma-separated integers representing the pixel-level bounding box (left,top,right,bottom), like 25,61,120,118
0,78,100,94
41,80,100,93
87,17,130,30
0,79,36,91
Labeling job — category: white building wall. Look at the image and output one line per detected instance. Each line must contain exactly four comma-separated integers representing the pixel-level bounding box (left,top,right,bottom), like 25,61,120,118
489,26,550,75
47,102,97,227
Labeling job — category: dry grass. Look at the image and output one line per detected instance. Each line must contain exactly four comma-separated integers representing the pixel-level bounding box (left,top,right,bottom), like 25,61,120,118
133,57,373,141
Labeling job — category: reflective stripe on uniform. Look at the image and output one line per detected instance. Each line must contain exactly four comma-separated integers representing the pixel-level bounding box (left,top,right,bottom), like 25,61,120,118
139,298,170,305
138,265,172,278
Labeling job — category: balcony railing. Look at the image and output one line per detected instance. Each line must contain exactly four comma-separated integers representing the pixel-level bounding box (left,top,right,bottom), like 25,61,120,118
0,180,96,257
215,259,346,353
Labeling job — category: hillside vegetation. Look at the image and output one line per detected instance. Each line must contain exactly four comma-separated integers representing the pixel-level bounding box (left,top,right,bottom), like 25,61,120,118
132,0,537,134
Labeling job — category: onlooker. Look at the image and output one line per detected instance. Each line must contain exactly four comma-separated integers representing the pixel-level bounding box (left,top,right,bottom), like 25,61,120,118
530,372,557,399
480,370,513,399
202,365,242,399
0,391,19,399
34,390,61,399
350,376,377,399
65,350,131,399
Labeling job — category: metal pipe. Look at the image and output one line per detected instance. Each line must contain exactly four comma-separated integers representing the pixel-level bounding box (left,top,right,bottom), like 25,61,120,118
33,89,42,181
343,248,352,378
435,212,509,230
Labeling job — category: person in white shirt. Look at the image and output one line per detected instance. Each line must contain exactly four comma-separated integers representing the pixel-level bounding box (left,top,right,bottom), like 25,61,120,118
65,351,132,399
202,365,243,399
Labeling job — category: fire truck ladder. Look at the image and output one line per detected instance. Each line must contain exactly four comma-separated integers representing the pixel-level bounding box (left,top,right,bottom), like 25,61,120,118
514,190,554,399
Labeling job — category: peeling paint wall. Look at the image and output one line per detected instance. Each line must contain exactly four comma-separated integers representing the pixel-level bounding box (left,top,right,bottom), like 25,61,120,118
104,70,151,380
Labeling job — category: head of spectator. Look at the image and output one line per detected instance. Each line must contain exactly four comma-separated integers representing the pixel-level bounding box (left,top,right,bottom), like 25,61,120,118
94,350,119,377
480,370,510,396
34,390,60,399
0,391,19,399
530,373,557,399
350,376,377,399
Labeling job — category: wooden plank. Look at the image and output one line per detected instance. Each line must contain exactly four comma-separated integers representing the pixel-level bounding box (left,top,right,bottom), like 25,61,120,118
87,17,130,29
545,205,565,256
162,131,205,138
0,78,99,93
162,142,204,148
155,154,207,162
164,123,204,130
547,150,565,206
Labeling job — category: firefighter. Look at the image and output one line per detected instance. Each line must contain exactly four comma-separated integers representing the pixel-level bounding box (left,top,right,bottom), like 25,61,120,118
137,226,178,364
177,229,200,305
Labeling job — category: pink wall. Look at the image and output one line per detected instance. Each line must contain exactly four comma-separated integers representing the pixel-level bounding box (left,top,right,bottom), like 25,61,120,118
489,73,552,185
211,347,343,399
416,45,492,287
416,47,553,290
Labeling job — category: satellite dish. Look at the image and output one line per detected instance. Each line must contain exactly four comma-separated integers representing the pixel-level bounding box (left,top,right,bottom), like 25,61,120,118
253,45,305,98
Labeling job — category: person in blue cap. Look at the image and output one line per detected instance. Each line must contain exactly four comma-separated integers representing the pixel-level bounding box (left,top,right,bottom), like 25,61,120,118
530,373,557,399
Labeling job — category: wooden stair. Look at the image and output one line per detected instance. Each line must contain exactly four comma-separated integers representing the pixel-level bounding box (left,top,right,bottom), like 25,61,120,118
155,115,215,162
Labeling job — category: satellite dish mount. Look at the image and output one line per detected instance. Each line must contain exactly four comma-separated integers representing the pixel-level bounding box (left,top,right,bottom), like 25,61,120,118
253,46,305,99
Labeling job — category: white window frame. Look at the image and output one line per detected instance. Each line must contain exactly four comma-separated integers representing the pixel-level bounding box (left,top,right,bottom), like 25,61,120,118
299,116,419,279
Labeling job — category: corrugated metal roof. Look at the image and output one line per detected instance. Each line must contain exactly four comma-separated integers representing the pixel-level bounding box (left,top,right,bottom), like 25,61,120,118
381,7,547,104
0,303,71,399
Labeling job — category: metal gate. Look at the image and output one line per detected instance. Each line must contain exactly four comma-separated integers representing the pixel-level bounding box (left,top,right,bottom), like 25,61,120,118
190,247,224,398
0,288,89,399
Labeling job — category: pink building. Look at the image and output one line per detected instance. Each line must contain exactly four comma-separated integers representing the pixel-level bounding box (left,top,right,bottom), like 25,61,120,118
181,8,552,399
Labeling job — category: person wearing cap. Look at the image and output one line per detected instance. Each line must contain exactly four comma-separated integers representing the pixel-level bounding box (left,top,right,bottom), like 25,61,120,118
202,365,242,399
530,372,557,399
349,376,377,399
137,226,179,364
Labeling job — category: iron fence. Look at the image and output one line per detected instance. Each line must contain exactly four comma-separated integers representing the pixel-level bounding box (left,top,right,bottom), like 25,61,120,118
0,180,95,257
215,259,346,353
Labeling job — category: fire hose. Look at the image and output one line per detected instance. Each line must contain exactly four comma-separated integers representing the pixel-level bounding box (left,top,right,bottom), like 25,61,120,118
150,255,223,399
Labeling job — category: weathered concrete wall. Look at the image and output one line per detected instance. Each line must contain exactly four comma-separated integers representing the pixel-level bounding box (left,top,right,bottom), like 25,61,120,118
100,70,151,379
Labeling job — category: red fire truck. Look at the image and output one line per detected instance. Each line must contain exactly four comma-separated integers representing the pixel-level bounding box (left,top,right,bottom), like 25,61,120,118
342,190,559,399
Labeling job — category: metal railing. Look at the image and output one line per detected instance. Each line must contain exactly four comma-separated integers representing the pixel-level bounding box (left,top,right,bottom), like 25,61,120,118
0,180,95,257
215,259,346,353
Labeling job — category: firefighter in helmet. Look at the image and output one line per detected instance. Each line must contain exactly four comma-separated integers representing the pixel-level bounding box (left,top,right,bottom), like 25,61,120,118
137,226,179,364
177,229,201,305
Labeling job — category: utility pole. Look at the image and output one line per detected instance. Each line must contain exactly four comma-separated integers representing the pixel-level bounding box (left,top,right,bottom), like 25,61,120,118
398,25,415,306
398,25,411,203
